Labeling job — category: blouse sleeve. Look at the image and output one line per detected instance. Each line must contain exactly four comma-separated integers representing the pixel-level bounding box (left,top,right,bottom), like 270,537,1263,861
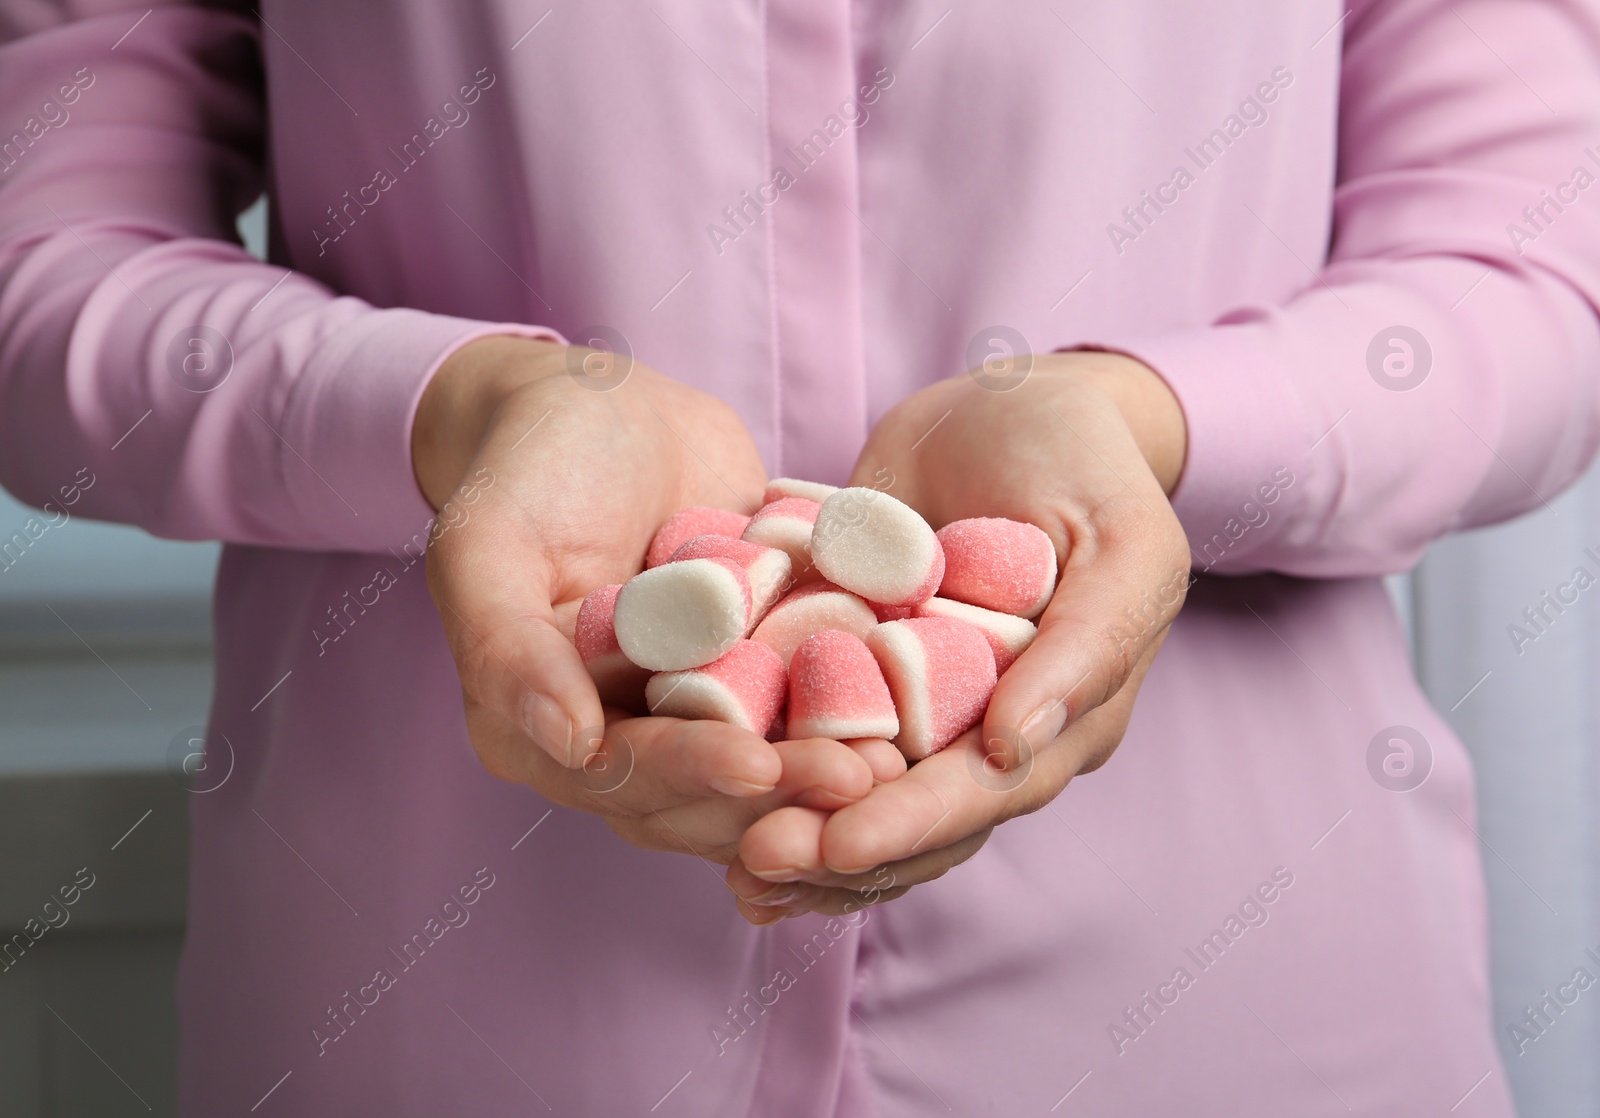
0,2,554,552
1093,0,1600,577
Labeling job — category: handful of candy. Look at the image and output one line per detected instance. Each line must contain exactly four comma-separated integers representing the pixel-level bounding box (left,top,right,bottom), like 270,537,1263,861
576,480,1059,761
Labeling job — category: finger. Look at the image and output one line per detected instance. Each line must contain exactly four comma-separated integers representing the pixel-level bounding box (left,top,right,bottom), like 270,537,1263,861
564,716,783,808
727,826,986,912
816,733,1073,875
846,738,907,784
738,805,830,883
781,883,914,917
630,739,875,859
427,485,603,768
732,896,796,926
775,737,876,809
607,811,739,863
726,857,807,907
724,857,886,920
817,657,1159,878
550,598,581,643
1031,641,1161,779
722,859,847,923
478,710,782,813
805,830,988,905
983,497,1190,769
734,765,988,885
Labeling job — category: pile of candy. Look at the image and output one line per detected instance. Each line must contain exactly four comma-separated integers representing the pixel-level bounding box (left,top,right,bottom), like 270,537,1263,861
575,480,1058,760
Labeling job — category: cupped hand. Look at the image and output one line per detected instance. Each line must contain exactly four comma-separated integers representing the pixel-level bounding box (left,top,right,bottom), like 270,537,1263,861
413,335,873,857
726,351,1192,921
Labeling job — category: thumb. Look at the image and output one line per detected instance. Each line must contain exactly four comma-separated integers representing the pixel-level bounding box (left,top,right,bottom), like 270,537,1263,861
426,499,603,769
983,519,1189,771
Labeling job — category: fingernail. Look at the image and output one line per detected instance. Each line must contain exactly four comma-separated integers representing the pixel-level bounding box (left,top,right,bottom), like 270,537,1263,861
521,692,574,765
1020,698,1067,749
710,775,776,797
744,904,790,926
752,885,803,907
748,864,804,883
830,863,876,876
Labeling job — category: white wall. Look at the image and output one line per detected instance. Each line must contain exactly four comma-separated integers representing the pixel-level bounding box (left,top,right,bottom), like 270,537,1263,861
1414,474,1600,1118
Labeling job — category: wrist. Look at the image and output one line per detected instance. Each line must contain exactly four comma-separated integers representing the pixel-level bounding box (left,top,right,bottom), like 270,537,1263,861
1041,350,1188,495
411,335,567,510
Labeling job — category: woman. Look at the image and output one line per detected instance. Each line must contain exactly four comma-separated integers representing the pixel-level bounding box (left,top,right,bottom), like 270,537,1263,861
2,0,1596,1113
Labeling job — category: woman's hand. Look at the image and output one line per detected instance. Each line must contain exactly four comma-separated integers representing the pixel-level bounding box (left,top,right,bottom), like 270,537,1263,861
725,351,1192,921
414,336,873,859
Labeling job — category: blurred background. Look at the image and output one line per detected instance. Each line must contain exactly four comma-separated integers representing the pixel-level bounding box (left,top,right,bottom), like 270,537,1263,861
1,196,1596,1115
0,199,259,1115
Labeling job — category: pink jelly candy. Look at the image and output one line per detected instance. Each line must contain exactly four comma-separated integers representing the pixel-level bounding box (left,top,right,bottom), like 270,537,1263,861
935,517,1058,619
646,507,753,569
865,616,997,759
645,639,787,736
786,630,900,741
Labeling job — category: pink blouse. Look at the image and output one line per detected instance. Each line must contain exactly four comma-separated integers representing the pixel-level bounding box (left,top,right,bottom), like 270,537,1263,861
2,0,1597,1114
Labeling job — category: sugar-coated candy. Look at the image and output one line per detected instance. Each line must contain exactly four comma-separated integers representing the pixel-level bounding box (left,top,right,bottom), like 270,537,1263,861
786,630,900,741
749,582,878,666
865,616,997,759
574,583,625,664
574,583,651,704
914,597,1037,673
935,517,1058,619
811,488,945,608
646,507,752,569
645,639,787,735
570,484,1057,744
669,535,792,624
613,557,752,671
764,478,839,505
742,498,822,580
